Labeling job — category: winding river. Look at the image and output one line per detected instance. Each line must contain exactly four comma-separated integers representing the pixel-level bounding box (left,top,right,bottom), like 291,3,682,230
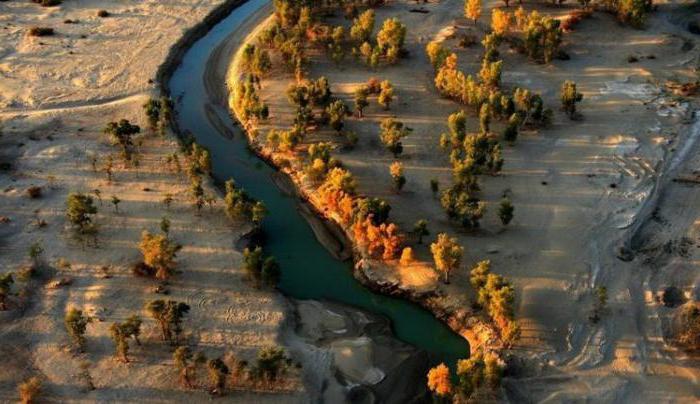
169,0,469,370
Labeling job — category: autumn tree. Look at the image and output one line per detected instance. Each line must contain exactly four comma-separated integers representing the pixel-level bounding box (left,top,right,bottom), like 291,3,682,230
617,0,652,28
430,233,463,283
498,197,514,226
389,161,406,192
378,80,394,110
427,363,452,400
491,9,511,36
66,193,98,233
64,308,91,351
426,40,450,69
350,9,375,44
413,219,429,244
139,230,182,279
442,110,467,149
379,118,410,157
376,18,406,64
465,0,481,24
146,300,190,344
560,80,583,119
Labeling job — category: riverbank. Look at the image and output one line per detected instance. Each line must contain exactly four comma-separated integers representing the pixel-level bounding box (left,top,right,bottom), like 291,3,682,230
223,0,700,401
0,1,307,401
224,7,498,358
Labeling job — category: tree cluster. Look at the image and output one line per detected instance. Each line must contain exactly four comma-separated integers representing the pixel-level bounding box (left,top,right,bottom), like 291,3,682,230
243,246,281,287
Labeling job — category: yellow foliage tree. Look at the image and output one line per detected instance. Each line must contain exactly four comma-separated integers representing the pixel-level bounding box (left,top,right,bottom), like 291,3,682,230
465,0,481,24
430,233,463,284
139,230,181,279
491,9,512,36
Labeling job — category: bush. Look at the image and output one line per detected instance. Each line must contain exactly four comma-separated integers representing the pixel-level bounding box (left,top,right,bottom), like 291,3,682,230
97,10,110,18
28,27,55,37
26,186,42,199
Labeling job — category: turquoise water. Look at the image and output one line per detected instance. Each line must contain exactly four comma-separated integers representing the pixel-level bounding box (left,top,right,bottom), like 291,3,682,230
168,0,468,370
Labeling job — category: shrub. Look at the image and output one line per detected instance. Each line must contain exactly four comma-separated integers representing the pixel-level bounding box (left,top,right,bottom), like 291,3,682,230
97,10,110,18
26,186,42,199
28,27,55,37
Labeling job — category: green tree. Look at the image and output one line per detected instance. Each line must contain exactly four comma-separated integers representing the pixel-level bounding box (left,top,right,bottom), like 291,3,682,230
413,219,429,244
103,119,140,161
28,242,43,268
66,193,97,232
146,300,190,344
142,98,161,133
110,195,121,213
326,99,348,134
354,86,369,118
251,201,267,225
498,197,514,226
160,216,171,236
64,308,91,351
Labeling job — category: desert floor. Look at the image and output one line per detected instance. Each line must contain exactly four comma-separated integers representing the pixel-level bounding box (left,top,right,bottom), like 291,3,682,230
0,1,307,402
245,0,700,401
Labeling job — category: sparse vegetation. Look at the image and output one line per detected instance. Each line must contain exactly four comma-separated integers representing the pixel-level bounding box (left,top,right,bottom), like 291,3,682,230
64,308,91,351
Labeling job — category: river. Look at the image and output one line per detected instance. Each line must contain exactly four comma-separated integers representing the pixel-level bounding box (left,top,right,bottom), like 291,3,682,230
168,0,469,372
